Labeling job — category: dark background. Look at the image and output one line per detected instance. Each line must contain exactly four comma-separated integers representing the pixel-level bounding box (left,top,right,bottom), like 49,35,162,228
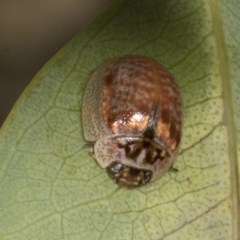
0,0,114,127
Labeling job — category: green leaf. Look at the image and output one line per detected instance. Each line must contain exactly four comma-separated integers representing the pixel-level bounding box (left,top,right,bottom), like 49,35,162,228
0,0,239,239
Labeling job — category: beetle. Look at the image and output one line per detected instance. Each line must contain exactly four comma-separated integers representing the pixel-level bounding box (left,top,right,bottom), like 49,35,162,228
82,55,182,188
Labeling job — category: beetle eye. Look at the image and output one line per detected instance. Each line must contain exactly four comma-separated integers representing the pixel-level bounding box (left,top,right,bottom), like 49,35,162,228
107,162,152,188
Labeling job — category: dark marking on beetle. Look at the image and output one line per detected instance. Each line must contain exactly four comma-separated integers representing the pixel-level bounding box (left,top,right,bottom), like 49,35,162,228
145,151,152,162
117,139,167,164
143,126,155,139
129,147,142,159
143,102,159,140
156,148,165,161
142,140,151,148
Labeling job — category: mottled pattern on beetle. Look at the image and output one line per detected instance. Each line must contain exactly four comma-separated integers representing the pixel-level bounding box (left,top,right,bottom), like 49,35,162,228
82,60,114,141
117,138,170,165
93,136,173,182
102,56,155,133
82,55,183,187
101,56,182,152
156,64,182,151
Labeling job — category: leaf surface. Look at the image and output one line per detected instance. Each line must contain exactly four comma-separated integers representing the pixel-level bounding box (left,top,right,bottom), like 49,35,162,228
0,0,239,239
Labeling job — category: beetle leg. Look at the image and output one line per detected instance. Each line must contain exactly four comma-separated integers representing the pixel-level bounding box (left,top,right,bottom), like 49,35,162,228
84,142,95,148
169,166,179,172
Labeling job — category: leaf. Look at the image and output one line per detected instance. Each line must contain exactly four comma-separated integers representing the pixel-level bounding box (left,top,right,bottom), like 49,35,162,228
0,0,239,239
